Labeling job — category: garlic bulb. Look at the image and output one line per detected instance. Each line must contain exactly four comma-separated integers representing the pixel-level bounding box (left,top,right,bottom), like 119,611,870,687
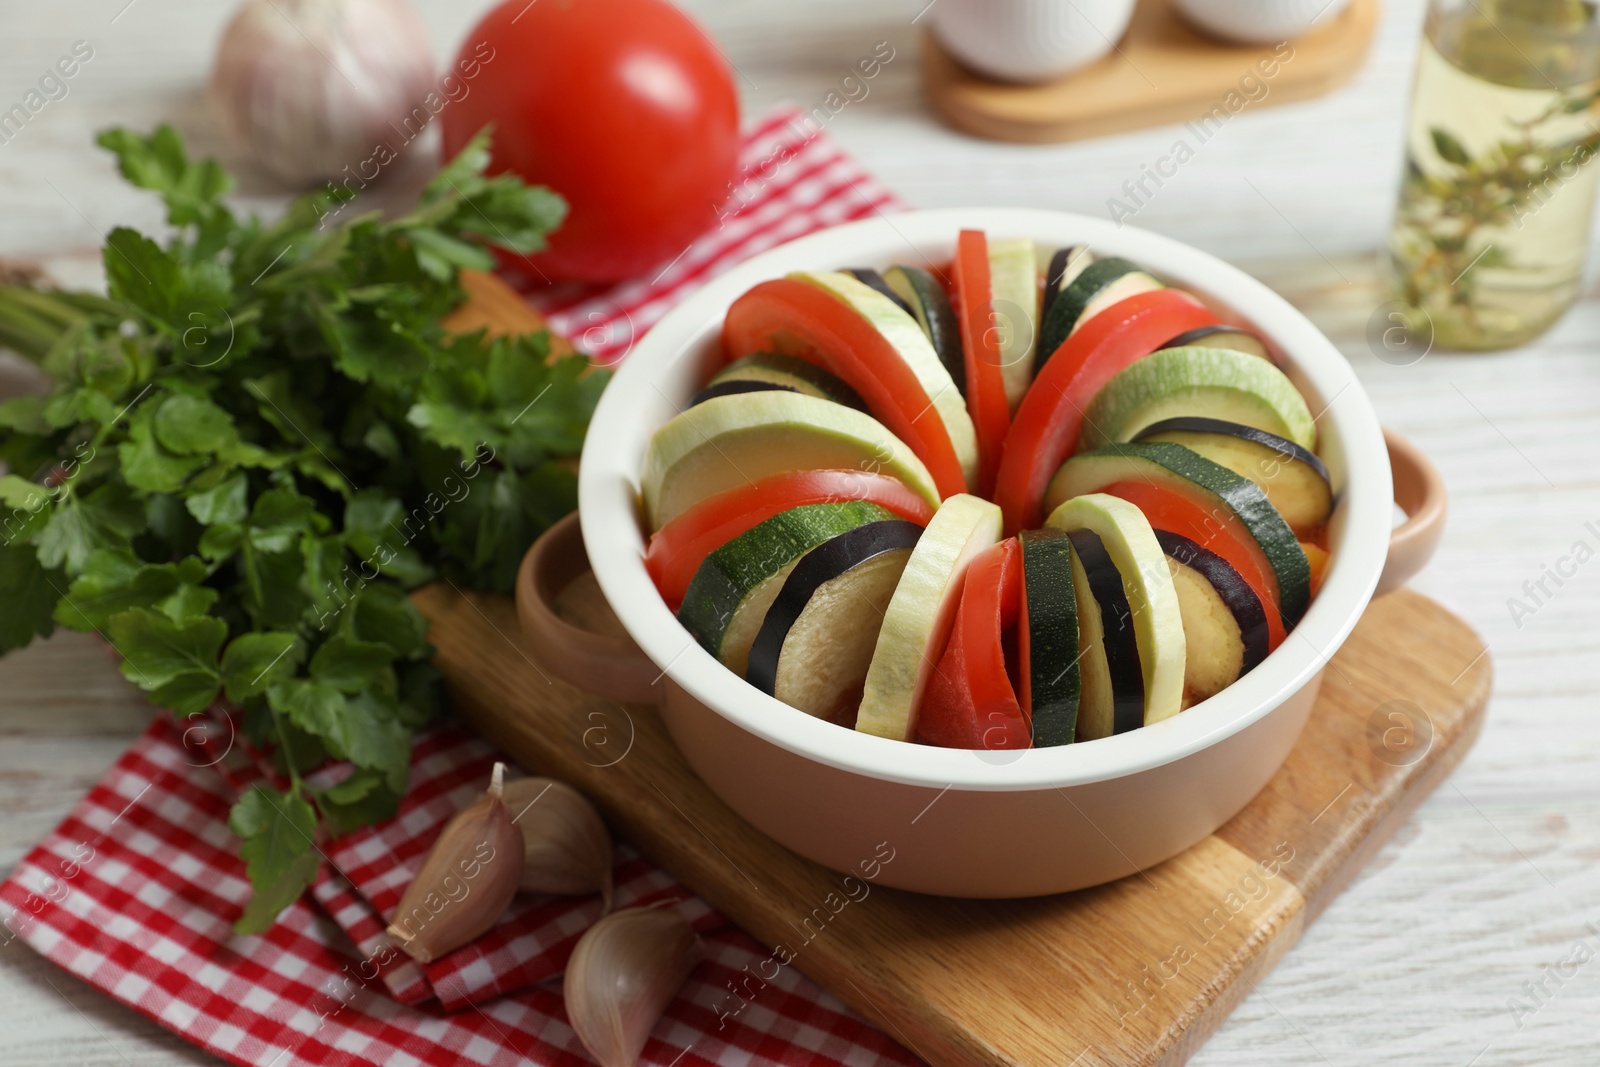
501,777,614,911
564,907,703,1067
209,0,435,186
386,762,524,964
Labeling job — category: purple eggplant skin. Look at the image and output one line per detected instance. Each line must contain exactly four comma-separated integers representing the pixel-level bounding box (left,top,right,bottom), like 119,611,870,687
1154,529,1270,676
1133,416,1330,484
747,520,924,697
688,379,800,408
1066,528,1145,736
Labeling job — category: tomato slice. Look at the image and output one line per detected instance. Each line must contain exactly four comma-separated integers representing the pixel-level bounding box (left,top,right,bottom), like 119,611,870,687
916,539,1028,750
1099,479,1288,650
993,288,1218,534
952,229,1010,497
644,468,935,609
722,278,969,498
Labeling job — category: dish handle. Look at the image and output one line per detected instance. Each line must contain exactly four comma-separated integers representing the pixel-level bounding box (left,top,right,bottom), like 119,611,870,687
1376,427,1446,596
515,512,663,706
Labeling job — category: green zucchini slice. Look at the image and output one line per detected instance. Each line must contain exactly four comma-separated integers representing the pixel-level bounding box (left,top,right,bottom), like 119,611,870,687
678,501,898,676
1133,416,1332,535
1018,528,1081,747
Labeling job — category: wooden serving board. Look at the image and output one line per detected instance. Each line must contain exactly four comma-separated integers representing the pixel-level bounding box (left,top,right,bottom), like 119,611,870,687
922,0,1379,144
417,579,1489,1067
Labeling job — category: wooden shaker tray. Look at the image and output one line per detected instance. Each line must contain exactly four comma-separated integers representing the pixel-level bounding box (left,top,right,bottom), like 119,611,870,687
921,0,1380,144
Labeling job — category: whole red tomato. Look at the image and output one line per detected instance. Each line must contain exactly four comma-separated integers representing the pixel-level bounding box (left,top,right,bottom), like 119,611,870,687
443,0,739,282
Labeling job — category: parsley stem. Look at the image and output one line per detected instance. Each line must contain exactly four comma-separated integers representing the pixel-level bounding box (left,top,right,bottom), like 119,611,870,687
271,704,304,798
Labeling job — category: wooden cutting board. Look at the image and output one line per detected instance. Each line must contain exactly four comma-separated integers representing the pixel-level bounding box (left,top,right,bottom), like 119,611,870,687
418,579,1488,1067
421,273,1489,1065
922,0,1379,144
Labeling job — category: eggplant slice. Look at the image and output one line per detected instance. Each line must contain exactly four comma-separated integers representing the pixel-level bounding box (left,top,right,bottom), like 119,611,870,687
1156,530,1269,707
845,268,916,316
1066,528,1145,740
747,520,923,725
689,379,800,407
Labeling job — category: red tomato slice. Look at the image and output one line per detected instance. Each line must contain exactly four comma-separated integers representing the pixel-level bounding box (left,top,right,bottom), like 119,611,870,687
917,539,1028,750
1099,479,1288,650
644,469,934,609
993,288,1218,534
722,278,969,497
917,615,981,749
952,230,1009,497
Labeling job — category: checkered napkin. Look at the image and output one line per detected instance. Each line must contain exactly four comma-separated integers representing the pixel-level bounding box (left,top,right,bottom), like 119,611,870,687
1,716,921,1067
189,711,717,1013
513,106,902,360
0,108,920,1066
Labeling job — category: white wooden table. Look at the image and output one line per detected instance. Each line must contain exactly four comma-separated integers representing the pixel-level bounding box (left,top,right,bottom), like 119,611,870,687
2,1,1597,1064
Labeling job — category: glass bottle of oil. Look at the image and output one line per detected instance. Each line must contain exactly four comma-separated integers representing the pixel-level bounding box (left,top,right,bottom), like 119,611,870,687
1388,0,1600,349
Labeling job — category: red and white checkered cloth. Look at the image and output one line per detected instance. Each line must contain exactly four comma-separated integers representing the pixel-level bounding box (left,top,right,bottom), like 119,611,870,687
0,108,919,1066
513,106,901,361
195,711,716,1013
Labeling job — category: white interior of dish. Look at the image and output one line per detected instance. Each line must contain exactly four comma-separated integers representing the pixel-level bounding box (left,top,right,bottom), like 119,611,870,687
578,208,1390,790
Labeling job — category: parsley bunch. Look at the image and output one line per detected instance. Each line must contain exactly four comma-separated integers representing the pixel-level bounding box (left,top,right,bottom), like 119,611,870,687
0,126,607,931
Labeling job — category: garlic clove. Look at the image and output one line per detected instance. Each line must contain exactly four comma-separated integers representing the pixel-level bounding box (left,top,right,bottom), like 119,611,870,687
502,776,614,911
209,0,437,186
563,907,703,1067
386,761,524,964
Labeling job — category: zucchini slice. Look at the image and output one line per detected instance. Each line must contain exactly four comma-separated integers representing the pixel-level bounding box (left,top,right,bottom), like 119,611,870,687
1038,257,1164,370
1065,527,1145,740
1018,528,1081,747
707,351,865,410
1159,324,1272,362
678,501,898,676
845,268,915,316
1078,345,1316,452
1046,441,1311,626
1041,245,1096,325
1133,416,1333,536
882,265,966,400
857,494,1003,742
1157,530,1269,708
790,270,980,489
987,237,1039,411
747,519,922,723
1045,493,1186,727
641,391,939,530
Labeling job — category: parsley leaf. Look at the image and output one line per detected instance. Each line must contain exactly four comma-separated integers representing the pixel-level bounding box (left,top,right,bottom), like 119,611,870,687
0,543,63,652
0,122,603,932
221,631,304,702
228,785,318,935
107,607,227,715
